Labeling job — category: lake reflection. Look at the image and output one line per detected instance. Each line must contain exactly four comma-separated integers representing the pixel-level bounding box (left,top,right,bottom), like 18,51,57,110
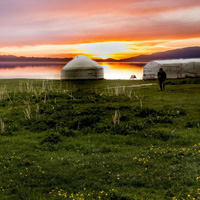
100,62,144,79
0,62,145,79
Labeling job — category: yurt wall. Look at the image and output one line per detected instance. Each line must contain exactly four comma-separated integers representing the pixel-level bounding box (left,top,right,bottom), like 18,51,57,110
61,55,104,80
143,59,200,80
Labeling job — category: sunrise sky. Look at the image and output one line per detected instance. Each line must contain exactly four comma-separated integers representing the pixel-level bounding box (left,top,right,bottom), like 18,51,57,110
1,0,200,59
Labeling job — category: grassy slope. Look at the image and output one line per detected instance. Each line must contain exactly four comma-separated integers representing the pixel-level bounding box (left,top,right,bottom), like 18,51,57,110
0,79,200,200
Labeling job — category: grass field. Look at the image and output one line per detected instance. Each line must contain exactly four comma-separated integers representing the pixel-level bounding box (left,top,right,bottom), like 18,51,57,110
0,78,200,200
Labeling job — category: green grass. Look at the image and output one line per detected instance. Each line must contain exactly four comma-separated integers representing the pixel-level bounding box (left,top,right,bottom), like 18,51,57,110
0,79,200,200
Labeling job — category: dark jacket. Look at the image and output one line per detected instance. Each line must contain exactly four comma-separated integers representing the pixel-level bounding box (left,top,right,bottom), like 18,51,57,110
158,71,166,80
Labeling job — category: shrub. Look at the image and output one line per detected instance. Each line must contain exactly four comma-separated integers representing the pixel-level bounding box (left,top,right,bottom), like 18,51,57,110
138,129,178,141
69,115,101,130
136,108,158,118
159,107,186,117
109,122,146,136
40,132,62,145
57,127,78,137
147,116,173,124
29,117,56,132
186,121,200,128
94,123,111,134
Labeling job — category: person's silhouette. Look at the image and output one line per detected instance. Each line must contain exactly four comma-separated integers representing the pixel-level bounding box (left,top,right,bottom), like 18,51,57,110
157,68,166,91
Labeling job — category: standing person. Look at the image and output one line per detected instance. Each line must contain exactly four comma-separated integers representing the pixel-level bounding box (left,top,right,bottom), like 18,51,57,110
157,68,166,91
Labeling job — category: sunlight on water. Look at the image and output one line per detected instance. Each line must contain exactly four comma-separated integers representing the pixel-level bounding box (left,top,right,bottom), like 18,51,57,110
0,62,145,80
100,62,144,79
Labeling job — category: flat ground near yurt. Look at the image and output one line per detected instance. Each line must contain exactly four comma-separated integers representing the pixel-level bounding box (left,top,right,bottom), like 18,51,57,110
0,79,200,200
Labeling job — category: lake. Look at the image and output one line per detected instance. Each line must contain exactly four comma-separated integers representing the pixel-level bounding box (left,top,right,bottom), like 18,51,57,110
0,62,146,80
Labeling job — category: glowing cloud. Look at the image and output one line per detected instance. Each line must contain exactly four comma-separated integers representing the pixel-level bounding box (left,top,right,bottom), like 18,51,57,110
77,42,132,59
0,0,200,58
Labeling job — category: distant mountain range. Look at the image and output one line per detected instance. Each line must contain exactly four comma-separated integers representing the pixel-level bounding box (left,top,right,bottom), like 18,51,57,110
0,46,200,63
121,46,200,62
0,55,72,62
0,55,117,63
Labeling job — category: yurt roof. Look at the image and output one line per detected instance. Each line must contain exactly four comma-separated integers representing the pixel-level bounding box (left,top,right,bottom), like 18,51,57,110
152,58,200,65
62,55,102,71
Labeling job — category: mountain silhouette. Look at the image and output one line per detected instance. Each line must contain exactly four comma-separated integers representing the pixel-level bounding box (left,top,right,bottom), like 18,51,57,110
121,46,200,62
0,55,72,62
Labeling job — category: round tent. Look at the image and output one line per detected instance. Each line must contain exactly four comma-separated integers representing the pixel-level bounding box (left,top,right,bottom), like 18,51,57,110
61,55,104,80
143,59,200,80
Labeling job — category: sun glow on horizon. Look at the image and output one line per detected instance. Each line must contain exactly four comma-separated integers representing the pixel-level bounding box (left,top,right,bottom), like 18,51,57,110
77,41,134,60
0,41,137,60
0,38,200,60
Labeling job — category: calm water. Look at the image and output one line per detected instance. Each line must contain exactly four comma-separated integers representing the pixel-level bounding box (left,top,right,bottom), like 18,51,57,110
0,62,145,80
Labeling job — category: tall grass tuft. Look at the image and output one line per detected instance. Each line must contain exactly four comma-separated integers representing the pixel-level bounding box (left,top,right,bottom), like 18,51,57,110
18,80,65,94
0,118,5,133
35,104,40,118
24,105,31,120
112,110,120,126
0,85,10,102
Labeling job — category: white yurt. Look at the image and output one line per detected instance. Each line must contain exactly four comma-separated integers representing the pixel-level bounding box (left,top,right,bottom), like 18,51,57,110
143,59,200,80
61,55,104,80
